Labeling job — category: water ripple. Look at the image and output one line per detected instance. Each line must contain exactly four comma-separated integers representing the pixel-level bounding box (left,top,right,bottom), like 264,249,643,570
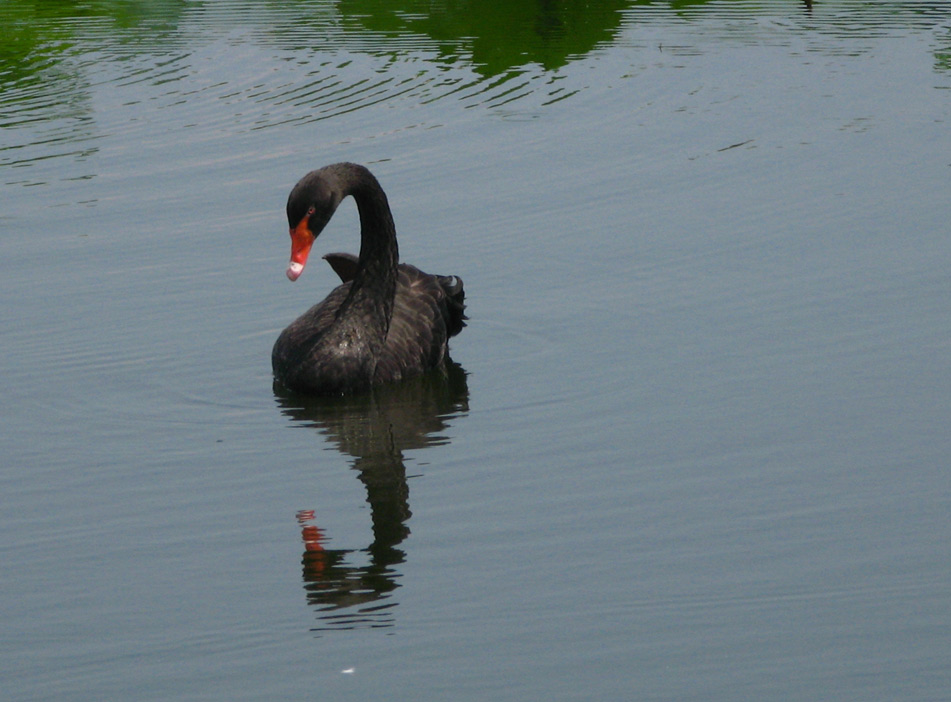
2,0,949,179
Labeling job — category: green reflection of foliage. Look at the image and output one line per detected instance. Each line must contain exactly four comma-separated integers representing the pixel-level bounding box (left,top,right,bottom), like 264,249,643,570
0,0,187,96
3,0,950,148
936,49,951,73
0,0,189,175
337,0,632,76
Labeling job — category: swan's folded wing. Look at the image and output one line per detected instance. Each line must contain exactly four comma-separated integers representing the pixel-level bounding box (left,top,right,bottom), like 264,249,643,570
323,252,360,282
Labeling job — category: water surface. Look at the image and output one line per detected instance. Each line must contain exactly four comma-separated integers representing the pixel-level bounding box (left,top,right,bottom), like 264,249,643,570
2,1,951,700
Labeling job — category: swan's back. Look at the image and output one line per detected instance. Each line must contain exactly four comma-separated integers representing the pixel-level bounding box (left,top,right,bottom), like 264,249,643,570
376,261,465,385
324,253,466,386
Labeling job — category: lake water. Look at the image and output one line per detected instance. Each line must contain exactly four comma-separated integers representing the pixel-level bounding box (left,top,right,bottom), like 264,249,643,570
2,1,950,699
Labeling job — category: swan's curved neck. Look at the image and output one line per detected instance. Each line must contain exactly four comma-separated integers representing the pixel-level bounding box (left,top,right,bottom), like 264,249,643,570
350,175,399,285
333,166,399,344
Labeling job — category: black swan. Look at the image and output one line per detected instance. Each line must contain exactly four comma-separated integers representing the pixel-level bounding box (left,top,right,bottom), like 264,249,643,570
272,163,466,395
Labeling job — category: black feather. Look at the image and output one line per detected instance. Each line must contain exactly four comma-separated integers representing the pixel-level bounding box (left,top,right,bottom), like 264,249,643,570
272,164,467,395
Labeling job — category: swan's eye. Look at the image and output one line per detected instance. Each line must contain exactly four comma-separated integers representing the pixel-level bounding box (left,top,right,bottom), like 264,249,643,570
307,205,316,216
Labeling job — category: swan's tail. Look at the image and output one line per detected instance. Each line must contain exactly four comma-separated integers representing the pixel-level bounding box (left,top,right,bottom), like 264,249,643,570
436,274,467,338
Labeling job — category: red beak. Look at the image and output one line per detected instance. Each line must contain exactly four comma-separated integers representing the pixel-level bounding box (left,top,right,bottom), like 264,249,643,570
286,216,314,281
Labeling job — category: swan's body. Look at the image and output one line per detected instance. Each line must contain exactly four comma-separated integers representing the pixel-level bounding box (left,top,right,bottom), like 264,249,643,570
272,163,465,395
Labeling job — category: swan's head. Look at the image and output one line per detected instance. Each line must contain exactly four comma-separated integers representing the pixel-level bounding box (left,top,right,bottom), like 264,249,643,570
284,169,344,281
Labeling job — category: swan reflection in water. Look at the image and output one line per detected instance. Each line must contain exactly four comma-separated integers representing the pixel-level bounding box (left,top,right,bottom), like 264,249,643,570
274,362,469,633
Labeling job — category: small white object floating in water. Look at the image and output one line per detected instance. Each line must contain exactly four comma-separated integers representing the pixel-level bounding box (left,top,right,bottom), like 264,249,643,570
341,667,355,675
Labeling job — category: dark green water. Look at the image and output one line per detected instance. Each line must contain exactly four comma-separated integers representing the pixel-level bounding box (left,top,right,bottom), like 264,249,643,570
3,1,950,700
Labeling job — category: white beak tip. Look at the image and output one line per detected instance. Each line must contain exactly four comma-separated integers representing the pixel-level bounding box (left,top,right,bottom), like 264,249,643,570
286,261,304,281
